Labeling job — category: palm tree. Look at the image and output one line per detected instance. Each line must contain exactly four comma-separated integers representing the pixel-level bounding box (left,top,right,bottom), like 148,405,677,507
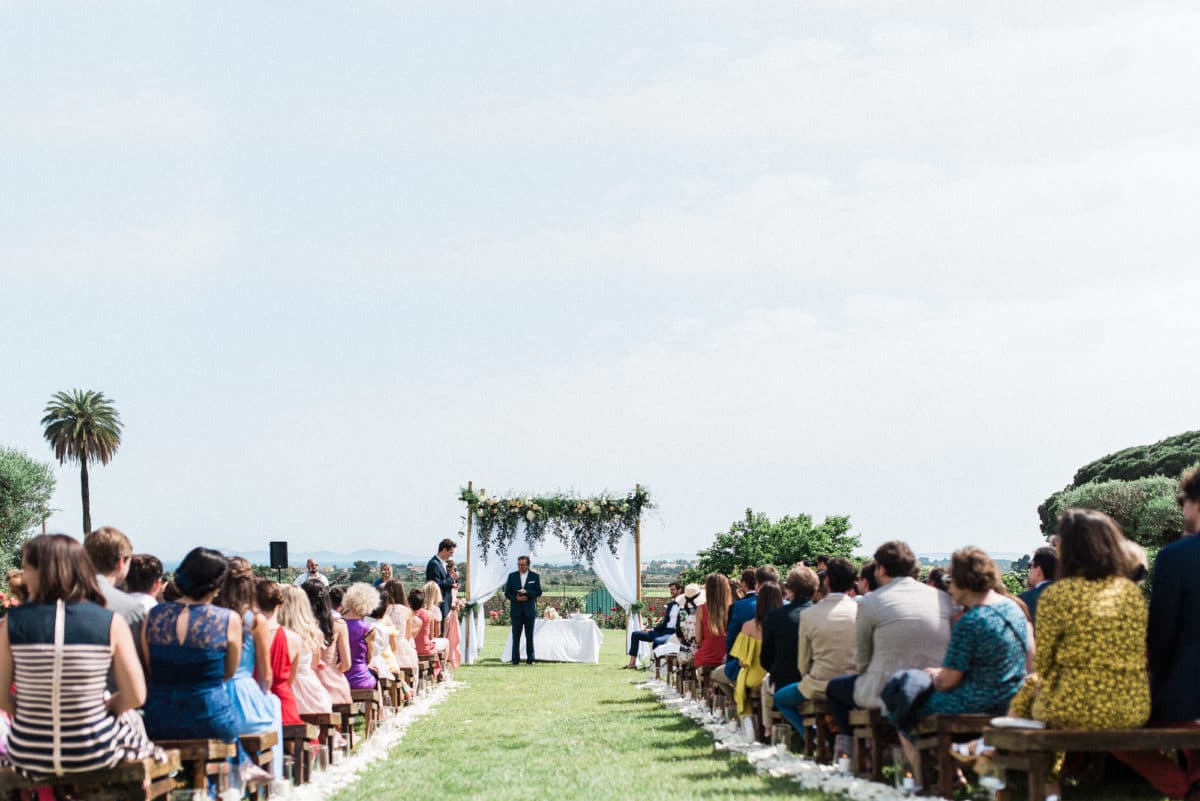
41,390,123,535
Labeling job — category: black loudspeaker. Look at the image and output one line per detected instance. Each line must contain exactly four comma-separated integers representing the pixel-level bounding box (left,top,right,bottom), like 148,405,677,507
269,541,288,569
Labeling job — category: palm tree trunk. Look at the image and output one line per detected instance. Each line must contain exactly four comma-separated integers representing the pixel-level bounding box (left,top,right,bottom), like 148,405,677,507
80,456,91,535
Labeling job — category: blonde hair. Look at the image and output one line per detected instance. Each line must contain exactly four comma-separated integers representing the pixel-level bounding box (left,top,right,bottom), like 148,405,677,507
278,585,325,652
342,582,380,617
422,580,442,609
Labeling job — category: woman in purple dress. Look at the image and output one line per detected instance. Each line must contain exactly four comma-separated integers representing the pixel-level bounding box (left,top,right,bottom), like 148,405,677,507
339,583,378,689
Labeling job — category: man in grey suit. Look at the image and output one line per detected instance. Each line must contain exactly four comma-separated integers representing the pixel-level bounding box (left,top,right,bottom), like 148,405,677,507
825,540,953,756
84,526,147,687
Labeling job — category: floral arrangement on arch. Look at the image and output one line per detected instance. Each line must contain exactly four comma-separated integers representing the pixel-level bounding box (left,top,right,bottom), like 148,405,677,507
459,486,652,564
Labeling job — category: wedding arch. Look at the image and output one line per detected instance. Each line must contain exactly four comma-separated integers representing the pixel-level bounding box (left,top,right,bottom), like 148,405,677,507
457,482,652,665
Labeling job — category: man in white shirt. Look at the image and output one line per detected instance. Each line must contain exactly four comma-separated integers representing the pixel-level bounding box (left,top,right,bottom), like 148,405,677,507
293,558,330,587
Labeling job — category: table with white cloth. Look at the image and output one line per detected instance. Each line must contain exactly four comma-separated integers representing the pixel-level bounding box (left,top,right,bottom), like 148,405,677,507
502,618,604,664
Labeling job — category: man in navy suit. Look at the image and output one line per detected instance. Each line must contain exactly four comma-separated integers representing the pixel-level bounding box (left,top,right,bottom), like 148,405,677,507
505,555,542,664
1116,468,1200,798
1018,547,1057,623
425,538,457,622
624,582,683,668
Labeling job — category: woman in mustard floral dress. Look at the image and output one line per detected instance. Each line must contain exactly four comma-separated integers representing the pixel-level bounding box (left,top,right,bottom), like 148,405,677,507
1009,508,1150,795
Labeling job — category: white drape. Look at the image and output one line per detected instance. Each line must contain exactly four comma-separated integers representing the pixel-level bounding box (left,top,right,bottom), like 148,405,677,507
462,524,641,664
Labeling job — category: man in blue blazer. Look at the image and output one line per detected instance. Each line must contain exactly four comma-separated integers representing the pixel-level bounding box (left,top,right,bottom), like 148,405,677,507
1018,547,1057,623
425,538,457,622
505,555,542,665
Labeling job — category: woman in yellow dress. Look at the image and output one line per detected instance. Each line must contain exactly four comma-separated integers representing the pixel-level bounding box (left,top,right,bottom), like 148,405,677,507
1009,508,1150,796
729,581,783,720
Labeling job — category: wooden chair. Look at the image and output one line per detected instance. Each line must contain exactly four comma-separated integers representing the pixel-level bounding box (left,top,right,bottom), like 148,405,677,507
281,722,319,785
0,752,182,801
800,700,834,763
986,725,1200,801
851,707,897,781
417,654,437,692
912,714,993,799
331,702,358,750
153,739,236,795
349,687,382,740
301,711,345,766
239,730,278,800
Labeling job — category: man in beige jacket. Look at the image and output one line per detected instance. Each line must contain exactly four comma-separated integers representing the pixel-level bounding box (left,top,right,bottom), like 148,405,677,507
773,557,860,735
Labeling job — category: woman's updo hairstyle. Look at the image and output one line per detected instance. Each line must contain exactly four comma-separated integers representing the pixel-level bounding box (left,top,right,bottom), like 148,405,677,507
217,556,256,613
255,577,284,612
174,547,230,599
407,588,425,611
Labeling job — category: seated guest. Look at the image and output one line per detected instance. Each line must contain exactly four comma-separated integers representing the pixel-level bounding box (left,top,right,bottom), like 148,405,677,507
924,567,949,592
279,586,334,715
887,548,1030,787
776,557,859,735
694,573,732,671
301,580,352,705
365,591,400,682
255,579,302,725
383,579,420,675
143,548,272,788
1018,546,1057,623
729,581,783,720
856,559,878,598
625,582,683,669
760,566,818,734
1115,467,1200,800
125,554,164,614
422,582,451,656
1009,509,1149,799
826,541,953,757
84,526,143,629
328,586,345,616
410,588,436,657
0,534,160,776
728,578,744,600
340,583,380,689
215,558,282,777
5,569,26,606
710,569,758,695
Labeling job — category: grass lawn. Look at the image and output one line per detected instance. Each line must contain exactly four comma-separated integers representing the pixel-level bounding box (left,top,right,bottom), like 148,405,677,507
331,630,821,801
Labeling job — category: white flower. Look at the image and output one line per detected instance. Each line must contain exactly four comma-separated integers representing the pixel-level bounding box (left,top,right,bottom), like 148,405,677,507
526,510,536,521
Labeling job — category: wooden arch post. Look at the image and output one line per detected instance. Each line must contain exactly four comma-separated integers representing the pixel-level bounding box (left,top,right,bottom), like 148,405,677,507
463,480,473,662
635,483,642,603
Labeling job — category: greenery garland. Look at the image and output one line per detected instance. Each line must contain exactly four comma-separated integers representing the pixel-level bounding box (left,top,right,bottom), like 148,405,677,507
459,486,652,564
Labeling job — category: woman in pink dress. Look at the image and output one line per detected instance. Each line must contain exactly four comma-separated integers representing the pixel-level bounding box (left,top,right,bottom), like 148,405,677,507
278,586,333,715
300,579,352,705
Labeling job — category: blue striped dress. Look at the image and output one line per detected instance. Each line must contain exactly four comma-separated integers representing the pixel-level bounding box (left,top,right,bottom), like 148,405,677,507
4,600,159,777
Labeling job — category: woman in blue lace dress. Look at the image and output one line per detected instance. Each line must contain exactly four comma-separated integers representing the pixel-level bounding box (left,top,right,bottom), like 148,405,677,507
141,547,272,788
0,534,161,777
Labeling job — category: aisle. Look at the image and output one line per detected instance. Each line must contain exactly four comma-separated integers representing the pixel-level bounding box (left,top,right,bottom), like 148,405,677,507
331,630,823,801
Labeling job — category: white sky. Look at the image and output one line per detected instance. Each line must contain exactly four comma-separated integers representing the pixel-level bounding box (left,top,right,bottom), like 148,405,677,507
3,2,1198,561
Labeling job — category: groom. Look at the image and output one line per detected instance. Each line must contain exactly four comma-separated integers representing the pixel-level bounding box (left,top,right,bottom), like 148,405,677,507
505,555,542,665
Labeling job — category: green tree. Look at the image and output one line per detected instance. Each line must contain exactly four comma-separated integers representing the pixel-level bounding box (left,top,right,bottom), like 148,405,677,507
40,390,123,535
0,447,56,573
683,508,860,583
347,559,377,584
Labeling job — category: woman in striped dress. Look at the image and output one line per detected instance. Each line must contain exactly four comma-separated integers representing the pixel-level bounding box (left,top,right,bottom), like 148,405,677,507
0,534,161,776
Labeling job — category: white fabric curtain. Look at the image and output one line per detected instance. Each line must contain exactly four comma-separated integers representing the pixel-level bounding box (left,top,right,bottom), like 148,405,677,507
462,523,641,664
592,530,643,652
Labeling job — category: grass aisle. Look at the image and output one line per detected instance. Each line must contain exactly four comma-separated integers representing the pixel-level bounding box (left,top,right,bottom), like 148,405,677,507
332,630,825,801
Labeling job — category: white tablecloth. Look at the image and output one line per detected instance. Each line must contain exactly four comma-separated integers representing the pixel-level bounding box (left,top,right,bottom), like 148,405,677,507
502,618,604,663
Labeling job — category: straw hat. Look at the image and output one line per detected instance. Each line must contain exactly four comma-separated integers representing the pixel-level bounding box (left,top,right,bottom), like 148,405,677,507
677,582,705,606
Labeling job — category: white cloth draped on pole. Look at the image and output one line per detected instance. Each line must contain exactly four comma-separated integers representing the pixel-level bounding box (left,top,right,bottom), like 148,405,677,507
462,522,641,665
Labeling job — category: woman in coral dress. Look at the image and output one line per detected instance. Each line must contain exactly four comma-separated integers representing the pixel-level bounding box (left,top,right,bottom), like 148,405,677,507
255,580,302,725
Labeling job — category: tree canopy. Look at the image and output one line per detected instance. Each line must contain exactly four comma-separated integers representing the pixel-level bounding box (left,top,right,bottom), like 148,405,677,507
1037,430,1199,545
0,447,56,573
681,508,859,584
41,389,122,534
